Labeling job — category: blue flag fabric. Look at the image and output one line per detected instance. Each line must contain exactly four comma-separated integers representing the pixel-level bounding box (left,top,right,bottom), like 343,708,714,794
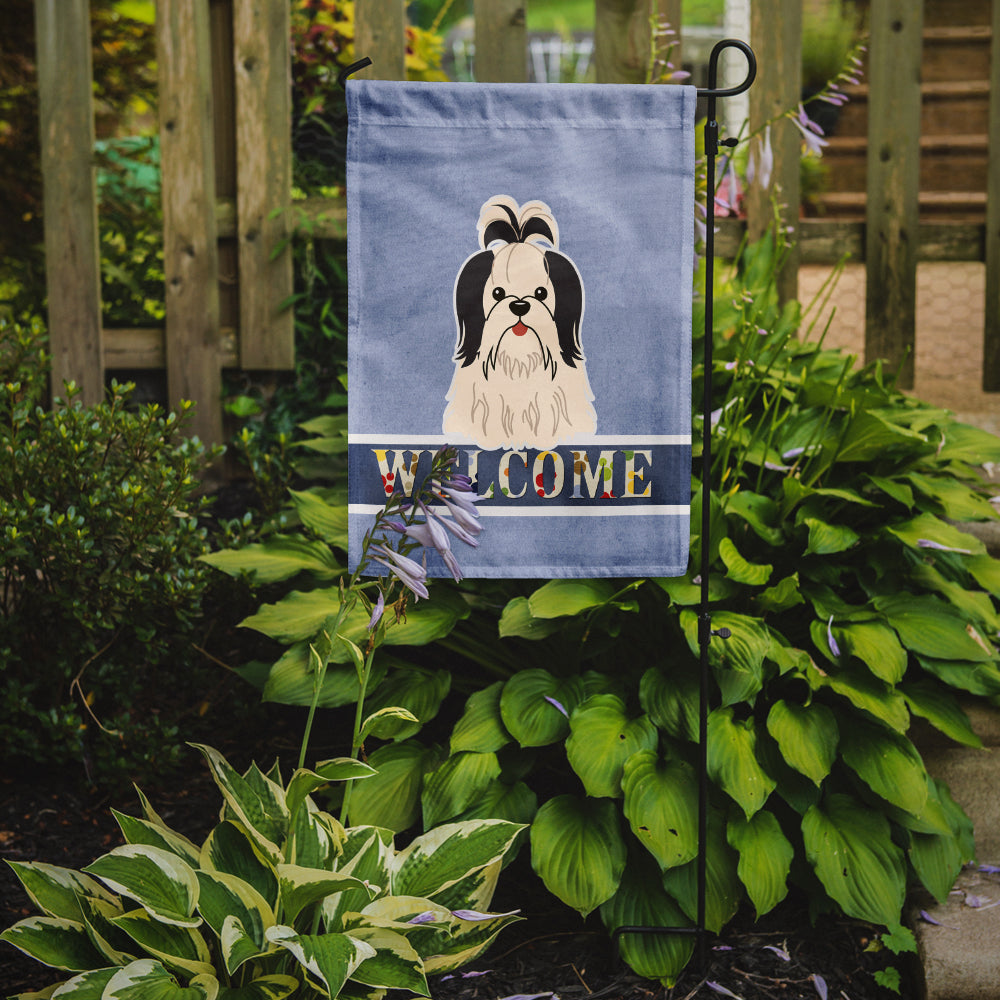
347,80,696,578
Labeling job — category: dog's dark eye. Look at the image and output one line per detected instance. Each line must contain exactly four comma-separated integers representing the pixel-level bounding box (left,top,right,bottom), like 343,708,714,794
492,287,506,301
534,287,548,301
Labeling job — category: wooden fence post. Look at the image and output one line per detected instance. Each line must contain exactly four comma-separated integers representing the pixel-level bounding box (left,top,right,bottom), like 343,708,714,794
354,0,407,80
594,0,652,84
157,0,223,445
865,0,923,389
983,0,1000,390
34,0,104,405
746,0,801,306
474,0,527,83
233,0,294,369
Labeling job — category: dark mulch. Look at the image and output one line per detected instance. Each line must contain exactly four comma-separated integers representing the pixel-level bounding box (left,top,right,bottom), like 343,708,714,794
1,744,914,1000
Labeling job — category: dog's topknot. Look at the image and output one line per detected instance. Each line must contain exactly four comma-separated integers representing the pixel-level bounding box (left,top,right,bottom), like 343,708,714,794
477,195,559,251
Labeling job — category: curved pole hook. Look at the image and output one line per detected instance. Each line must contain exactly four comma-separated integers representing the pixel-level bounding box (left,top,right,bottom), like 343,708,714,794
697,38,756,99
338,56,373,90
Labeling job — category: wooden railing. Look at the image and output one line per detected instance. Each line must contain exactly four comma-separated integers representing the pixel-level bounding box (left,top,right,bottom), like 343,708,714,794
32,0,1000,444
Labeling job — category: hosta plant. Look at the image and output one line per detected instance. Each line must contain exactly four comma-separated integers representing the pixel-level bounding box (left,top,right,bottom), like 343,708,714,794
1,744,523,999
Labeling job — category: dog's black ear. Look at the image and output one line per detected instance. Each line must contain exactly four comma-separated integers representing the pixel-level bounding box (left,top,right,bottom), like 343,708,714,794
545,250,584,367
454,250,494,367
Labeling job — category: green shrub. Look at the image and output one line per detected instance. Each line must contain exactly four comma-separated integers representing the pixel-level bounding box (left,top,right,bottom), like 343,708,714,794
208,233,1000,984
0,317,220,783
1,743,524,997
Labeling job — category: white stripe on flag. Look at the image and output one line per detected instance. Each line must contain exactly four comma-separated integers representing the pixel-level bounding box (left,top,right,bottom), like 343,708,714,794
347,434,691,446
349,504,689,517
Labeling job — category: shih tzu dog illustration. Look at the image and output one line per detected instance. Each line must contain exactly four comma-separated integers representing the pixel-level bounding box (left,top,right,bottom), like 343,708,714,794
443,195,597,450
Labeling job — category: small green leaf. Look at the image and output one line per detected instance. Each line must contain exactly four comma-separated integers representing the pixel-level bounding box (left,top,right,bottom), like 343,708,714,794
527,579,616,618
498,597,565,640
718,537,772,585
803,517,859,556
421,751,502,828
450,682,511,754
346,740,442,832
288,488,348,547
727,811,793,917
707,708,776,818
499,670,584,747
875,594,994,662
639,663,699,742
200,536,341,584
901,680,982,748
839,718,929,817
765,700,838,786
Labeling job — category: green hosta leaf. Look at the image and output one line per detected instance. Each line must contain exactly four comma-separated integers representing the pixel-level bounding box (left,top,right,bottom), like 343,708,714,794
621,751,698,871
421,751,502,828
755,573,804,614
661,810,741,933
5,862,117,923
112,812,201,868
916,655,1000,697
450,682,511,754
362,667,451,740
707,708,776,818
839,718,929,816
260,643,388,709
200,822,278,910
530,795,626,917
111,909,214,978
216,976,299,1000
886,512,985,556
200,535,341,584
835,410,927,463
874,594,995,662
727,811,793,917
288,488,349,547
910,562,1000,632
347,740,442,832
0,916,107,971
655,572,737,606
191,746,287,862
866,474,914,509
809,661,910,732
803,517,859,556
84,846,200,928
909,819,966,906
346,926,428,994
599,853,694,987
639,664,699,742
906,472,998,522
718,537,772,586
935,421,1000,464
565,695,658,798
265,926,375,998
392,820,524,901
277,865,374,925
453,779,538,827
499,670,584,747
802,793,906,926
680,610,770,706
967,553,1000,597
103,959,218,1000
497,596,564,639
765,700,838,786
195,871,273,974
285,759,376,822
360,706,421,742
901,680,982,748
724,490,784,545
527,579,616,618
835,621,907,684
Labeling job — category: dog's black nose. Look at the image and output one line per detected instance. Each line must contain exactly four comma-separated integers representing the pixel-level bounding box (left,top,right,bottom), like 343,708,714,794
509,300,530,317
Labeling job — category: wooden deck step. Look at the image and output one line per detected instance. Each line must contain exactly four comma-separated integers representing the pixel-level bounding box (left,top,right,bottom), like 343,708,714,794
922,25,992,82
814,190,987,222
834,80,991,137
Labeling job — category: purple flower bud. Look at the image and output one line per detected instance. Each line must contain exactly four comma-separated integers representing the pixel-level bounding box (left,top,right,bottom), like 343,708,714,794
451,908,520,921
917,539,972,554
407,911,437,925
544,695,569,718
812,974,828,1000
367,591,385,631
827,616,841,658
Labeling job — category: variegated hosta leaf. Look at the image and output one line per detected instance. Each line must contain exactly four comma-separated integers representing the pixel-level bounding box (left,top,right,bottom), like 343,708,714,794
726,810,793,917
0,916,107,971
802,793,906,926
195,871,274,974
345,926,429,995
529,795,626,917
5,862,118,922
288,802,343,870
347,740,442,832
277,864,375,925
707,707,776,818
110,908,214,979
46,966,118,997
83,846,200,928
765,700,838,786
285,760,376,823
200,822,278,910
450,681,511,754
265,926,375,998
424,859,501,915
102,958,218,999
838,718,929,817
323,829,393,931
391,820,524,901
621,751,698,871
112,811,201,868
421,907,522,975
191,745,287,863
499,669,585,747
599,853,694,987
77,894,136,966
214,974,299,1000
360,666,452,741
421,751,502,829
565,695,658,798
661,810,742,934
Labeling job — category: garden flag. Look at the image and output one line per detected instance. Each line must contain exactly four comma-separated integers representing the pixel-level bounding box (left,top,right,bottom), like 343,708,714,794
346,79,696,578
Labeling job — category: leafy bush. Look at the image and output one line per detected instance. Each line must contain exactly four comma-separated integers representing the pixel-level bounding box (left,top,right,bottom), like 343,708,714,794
0,317,219,782
211,234,1000,984
1,743,524,997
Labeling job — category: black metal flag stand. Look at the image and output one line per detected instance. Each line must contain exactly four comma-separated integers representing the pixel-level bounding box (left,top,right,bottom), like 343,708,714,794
340,38,758,974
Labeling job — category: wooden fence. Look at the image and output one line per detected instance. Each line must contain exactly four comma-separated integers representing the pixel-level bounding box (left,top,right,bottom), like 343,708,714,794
33,0,1000,445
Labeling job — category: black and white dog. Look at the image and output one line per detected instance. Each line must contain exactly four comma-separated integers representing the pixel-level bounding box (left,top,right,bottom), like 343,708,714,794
443,196,597,450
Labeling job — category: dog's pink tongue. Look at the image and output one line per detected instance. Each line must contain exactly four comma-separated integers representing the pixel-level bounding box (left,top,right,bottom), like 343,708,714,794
513,321,528,336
